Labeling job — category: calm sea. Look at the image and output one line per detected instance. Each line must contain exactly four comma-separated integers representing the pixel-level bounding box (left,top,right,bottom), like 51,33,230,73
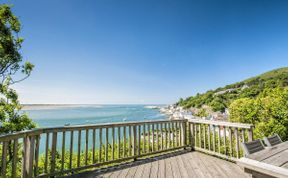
23,105,167,153
24,105,166,128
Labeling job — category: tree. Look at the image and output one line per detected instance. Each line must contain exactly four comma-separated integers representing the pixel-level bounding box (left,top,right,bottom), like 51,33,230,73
0,4,35,134
229,88,288,140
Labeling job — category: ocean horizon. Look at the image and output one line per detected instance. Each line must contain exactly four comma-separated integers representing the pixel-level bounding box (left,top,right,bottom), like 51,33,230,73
23,104,167,128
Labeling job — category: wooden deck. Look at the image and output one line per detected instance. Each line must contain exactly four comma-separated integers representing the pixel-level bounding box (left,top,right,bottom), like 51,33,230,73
65,150,250,178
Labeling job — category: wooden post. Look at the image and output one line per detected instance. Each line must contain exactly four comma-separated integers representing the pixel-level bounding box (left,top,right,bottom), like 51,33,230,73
61,132,66,171
229,127,233,157
190,123,195,150
248,128,253,141
92,129,96,163
12,139,18,178
23,136,35,178
181,121,187,147
34,136,40,177
213,125,216,152
235,128,240,158
77,130,81,167
51,132,57,174
133,125,137,157
218,126,221,154
112,127,115,160
2,141,8,178
69,131,74,169
223,126,227,155
208,125,211,151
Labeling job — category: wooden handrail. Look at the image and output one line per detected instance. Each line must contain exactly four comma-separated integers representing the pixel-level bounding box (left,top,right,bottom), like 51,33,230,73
0,119,254,177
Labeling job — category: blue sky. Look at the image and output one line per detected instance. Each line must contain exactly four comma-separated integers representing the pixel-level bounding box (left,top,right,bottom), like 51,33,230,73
5,0,288,104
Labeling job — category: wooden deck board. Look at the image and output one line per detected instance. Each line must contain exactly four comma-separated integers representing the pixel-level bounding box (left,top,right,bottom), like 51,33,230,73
63,151,249,178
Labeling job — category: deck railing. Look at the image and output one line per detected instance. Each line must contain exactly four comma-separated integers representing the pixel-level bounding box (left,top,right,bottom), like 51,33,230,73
0,119,253,177
188,119,254,161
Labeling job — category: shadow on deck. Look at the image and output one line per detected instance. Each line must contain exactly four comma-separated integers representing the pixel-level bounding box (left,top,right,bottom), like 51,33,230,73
64,150,249,178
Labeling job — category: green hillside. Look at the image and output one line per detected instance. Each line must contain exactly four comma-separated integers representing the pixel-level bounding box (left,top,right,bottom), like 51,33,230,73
177,67,288,112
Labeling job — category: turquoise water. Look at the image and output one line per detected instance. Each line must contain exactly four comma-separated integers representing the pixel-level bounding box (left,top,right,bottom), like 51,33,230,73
24,105,166,128
23,105,167,153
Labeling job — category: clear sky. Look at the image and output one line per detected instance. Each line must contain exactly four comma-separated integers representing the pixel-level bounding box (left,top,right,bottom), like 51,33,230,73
5,0,288,104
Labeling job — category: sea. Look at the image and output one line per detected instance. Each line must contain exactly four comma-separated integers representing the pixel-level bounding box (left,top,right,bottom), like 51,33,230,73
23,105,167,128
22,105,167,153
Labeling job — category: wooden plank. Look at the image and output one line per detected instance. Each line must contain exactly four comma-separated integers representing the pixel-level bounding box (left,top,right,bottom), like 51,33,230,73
34,136,40,176
118,127,120,159
85,129,89,165
2,141,8,178
218,126,221,154
213,125,216,152
134,163,145,178
69,131,74,169
229,127,233,157
129,126,132,156
25,136,35,178
176,153,189,178
167,123,171,149
118,167,130,178
248,128,253,141
158,159,165,178
143,124,146,153
170,156,182,178
190,123,195,149
12,139,18,178
51,133,57,173
248,142,288,161
156,123,159,151
172,122,175,148
194,124,198,147
188,119,253,129
208,125,211,150
112,127,115,160
44,133,49,173
235,128,240,158
241,129,245,143
141,162,152,178
77,130,81,167
165,156,173,178
152,124,155,152
150,159,159,178
203,124,206,149
123,126,126,157
147,124,150,152
138,125,141,155
99,128,103,161
262,150,288,167
61,131,66,171
133,125,136,156
223,126,227,155
92,129,96,163
126,164,138,178
199,124,202,148
160,123,163,150
238,157,288,178
105,128,109,162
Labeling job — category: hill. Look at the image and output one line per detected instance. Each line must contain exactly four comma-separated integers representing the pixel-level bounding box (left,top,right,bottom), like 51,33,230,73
177,67,288,112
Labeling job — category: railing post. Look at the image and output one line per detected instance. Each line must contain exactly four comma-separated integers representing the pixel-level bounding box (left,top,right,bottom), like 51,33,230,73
190,123,195,150
133,125,137,158
181,121,187,147
22,135,35,178
248,127,253,141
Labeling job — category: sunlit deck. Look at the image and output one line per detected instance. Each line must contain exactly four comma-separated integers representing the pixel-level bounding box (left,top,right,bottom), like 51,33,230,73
66,150,249,178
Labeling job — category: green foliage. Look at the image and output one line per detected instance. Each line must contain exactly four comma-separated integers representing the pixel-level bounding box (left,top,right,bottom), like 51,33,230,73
177,67,288,113
229,88,288,140
194,108,208,117
0,4,35,134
